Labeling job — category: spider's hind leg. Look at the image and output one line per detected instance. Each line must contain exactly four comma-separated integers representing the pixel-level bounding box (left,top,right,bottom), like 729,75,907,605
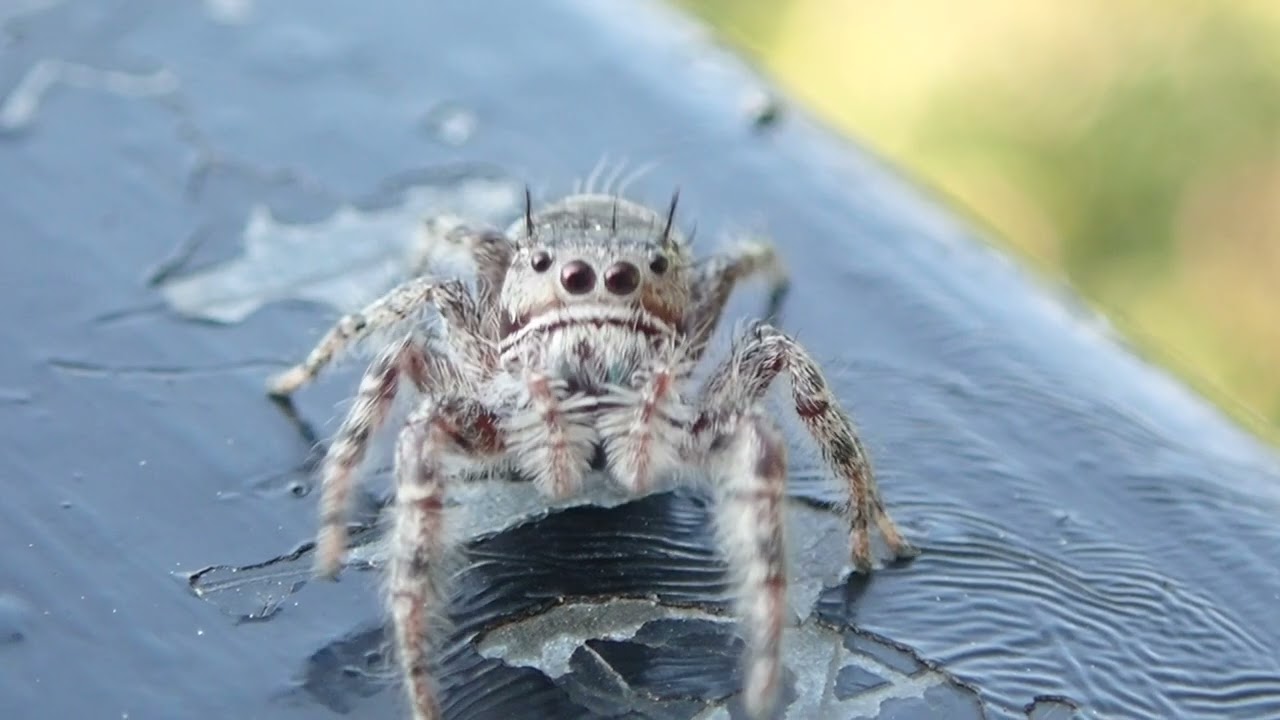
267,277,485,397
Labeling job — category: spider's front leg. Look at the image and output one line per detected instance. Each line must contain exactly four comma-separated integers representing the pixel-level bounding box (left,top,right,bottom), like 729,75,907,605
409,217,513,335
268,244,502,397
696,323,917,572
302,282,486,577
697,409,790,719
389,396,506,720
310,337,454,578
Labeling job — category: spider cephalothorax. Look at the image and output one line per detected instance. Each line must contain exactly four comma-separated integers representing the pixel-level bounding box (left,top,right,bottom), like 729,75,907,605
267,189,917,720
499,193,692,387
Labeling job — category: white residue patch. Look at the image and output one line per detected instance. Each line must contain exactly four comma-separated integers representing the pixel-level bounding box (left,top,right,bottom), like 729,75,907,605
158,177,521,323
0,60,179,132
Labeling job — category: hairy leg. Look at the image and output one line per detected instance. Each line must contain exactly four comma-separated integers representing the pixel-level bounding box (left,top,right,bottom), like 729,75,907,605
268,278,486,397
312,338,453,578
685,241,789,361
504,373,597,498
694,323,916,572
704,410,790,719
388,397,505,720
411,217,513,337
598,352,692,493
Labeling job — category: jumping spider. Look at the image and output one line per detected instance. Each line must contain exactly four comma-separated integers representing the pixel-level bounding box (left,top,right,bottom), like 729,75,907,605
268,190,917,720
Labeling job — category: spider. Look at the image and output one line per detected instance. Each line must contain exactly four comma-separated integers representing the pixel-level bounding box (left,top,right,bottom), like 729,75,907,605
267,190,917,720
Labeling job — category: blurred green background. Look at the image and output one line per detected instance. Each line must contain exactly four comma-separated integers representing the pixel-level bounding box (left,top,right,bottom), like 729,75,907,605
681,0,1280,441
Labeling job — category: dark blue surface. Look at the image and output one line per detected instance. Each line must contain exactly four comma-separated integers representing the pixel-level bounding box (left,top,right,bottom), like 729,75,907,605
2,1,1280,719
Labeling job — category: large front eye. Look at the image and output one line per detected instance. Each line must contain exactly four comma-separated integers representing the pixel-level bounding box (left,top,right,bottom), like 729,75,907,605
649,254,669,275
531,250,553,272
560,260,596,294
604,261,640,295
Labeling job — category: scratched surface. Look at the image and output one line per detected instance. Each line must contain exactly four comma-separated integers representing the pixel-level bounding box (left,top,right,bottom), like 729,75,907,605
2,1,1280,719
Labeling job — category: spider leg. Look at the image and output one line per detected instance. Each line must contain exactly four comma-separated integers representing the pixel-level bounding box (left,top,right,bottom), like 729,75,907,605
598,350,692,494
411,217,513,338
694,323,916,573
685,241,789,361
311,337,457,578
703,409,790,719
389,397,505,720
267,278,486,398
504,373,596,498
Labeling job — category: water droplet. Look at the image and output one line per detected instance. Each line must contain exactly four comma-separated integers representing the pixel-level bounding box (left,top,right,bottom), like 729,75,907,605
0,592,33,644
742,88,782,130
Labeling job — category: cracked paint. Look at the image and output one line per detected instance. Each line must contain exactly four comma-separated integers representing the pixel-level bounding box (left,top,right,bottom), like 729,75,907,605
48,357,285,379
190,470,969,717
477,599,733,679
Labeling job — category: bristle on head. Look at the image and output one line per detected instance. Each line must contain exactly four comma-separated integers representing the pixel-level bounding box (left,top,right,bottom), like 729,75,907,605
524,186,535,239
660,189,680,248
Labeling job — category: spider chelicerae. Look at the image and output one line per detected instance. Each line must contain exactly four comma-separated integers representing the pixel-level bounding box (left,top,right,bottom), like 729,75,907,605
267,190,917,720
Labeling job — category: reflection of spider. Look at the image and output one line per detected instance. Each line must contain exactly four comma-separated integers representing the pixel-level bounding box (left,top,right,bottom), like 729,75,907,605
268,191,917,720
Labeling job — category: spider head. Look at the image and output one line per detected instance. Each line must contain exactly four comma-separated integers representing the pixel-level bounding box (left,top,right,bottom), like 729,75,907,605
499,193,692,338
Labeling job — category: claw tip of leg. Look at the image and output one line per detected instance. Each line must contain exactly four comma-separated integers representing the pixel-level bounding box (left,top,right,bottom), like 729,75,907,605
313,531,348,580
894,542,922,562
313,557,343,581
266,371,300,398
742,669,780,720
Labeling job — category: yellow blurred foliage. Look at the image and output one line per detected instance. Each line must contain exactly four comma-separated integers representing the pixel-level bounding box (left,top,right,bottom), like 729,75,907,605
683,0,1280,438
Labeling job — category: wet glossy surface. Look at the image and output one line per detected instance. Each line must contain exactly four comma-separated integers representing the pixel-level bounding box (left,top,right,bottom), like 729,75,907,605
2,0,1280,718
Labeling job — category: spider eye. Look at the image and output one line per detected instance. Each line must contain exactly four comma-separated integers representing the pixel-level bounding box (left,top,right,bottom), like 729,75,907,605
649,254,669,275
531,251,553,273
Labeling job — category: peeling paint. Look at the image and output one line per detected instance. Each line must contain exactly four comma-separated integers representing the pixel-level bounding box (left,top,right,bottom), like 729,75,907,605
158,176,521,323
477,599,731,679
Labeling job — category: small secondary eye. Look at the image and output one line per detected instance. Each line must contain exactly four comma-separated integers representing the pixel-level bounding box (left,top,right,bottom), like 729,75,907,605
649,254,669,275
531,251,553,273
